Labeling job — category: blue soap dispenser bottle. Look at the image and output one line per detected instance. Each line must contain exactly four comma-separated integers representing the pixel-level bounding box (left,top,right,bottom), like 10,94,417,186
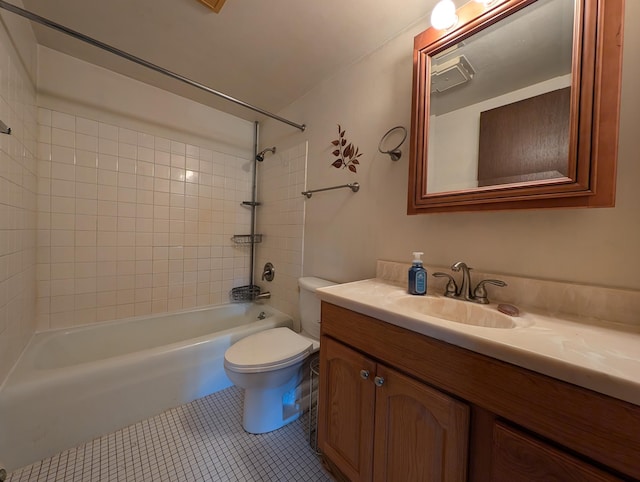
408,252,427,295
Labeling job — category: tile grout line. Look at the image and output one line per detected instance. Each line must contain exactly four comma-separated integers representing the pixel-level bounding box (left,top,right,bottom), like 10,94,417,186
8,385,332,482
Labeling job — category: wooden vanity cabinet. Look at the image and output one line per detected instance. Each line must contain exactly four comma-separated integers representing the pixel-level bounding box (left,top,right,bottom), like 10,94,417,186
318,302,640,482
319,336,470,481
319,337,376,481
490,422,621,481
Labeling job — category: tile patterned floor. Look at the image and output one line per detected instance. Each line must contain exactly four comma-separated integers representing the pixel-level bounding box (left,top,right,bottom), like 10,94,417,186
8,386,333,481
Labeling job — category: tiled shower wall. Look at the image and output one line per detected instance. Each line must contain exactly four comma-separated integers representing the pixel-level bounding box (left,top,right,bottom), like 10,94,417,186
255,142,306,323
0,26,38,381
36,108,254,329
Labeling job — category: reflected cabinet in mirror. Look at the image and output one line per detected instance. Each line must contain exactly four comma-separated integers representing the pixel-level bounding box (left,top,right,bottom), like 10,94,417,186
408,0,624,214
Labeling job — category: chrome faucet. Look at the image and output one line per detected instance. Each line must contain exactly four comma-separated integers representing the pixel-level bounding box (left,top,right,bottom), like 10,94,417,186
451,261,474,301
433,261,506,304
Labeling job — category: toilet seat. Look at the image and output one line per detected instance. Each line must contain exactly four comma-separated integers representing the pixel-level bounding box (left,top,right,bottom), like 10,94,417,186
224,327,313,374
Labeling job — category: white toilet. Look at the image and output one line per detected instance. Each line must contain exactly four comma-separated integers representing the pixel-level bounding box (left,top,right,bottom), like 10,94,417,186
224,277,336,434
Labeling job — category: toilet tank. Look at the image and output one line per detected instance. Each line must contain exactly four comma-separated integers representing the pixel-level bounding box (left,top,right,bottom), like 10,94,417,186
298,277,336,340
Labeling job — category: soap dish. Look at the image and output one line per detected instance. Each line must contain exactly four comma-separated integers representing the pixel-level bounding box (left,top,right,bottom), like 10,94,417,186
497,303,520,317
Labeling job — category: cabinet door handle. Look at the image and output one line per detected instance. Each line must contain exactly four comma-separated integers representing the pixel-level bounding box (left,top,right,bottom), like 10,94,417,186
374,376,385,387
360,369,370,380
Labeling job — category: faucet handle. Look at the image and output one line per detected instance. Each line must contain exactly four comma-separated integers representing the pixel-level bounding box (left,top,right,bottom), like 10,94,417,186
473,279,506,304
432,272,458,297
261,262,275,282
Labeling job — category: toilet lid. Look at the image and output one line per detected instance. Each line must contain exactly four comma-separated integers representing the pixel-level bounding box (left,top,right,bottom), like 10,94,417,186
224,327,313,374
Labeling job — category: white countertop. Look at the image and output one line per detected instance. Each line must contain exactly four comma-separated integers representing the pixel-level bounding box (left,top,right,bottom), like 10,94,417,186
317,278,640,406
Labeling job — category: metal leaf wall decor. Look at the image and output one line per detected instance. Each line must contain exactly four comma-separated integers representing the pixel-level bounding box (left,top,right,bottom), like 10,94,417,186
330,124,363,173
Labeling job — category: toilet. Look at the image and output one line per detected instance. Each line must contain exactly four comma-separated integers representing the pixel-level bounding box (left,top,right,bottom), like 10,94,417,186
224,277,336,434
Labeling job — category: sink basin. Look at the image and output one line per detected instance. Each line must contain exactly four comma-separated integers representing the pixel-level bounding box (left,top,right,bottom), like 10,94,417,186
396,296,519,329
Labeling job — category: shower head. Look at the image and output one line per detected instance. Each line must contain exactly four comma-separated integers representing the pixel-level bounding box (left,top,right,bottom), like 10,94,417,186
256,147,276,162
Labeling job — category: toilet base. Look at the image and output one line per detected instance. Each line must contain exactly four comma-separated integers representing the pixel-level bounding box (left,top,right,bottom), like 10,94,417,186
242,375,301,434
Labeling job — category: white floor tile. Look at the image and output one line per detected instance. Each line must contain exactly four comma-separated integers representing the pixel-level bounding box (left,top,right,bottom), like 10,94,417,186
8,386,332,481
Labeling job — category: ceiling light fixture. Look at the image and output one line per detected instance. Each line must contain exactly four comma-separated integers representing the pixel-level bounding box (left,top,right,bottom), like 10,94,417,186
430,0,458,30
474,0,498,5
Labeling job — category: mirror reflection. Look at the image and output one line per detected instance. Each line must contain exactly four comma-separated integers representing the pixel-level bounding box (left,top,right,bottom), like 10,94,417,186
426,0,575,194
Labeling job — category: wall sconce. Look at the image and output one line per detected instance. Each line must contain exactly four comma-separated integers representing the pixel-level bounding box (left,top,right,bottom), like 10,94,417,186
430,0,458,30
430,0,498,31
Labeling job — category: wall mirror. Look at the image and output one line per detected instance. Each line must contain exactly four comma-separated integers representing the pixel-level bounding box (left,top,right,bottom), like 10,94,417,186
408,0,624,214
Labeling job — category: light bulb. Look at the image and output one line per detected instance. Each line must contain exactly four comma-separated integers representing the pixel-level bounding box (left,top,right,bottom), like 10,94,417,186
431,0,458,30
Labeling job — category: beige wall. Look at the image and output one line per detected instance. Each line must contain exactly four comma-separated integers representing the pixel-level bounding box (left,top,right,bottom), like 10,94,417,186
261,2,640,291
0,6,38,382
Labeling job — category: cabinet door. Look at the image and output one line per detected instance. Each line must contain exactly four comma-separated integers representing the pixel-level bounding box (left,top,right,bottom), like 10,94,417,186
491,422,622,481
373,364,470,482
318,337,377,482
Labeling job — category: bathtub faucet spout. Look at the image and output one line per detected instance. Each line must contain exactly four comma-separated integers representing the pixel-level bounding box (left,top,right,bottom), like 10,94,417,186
254,292,271,300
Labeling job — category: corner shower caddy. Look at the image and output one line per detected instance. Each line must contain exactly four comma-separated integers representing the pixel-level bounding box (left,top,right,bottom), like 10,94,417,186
230,205,264,301
229,123,272,302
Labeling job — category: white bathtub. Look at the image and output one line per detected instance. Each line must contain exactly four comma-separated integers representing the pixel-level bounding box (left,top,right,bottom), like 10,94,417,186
0,303,293,471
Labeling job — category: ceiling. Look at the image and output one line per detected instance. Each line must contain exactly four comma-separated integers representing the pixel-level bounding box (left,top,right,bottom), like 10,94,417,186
20,0,436,122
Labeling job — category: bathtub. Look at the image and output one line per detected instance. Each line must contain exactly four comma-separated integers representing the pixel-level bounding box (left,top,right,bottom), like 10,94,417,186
0,303,293,471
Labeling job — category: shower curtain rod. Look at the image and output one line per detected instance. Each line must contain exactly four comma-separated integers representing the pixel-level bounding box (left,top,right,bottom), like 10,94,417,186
0,0,306,132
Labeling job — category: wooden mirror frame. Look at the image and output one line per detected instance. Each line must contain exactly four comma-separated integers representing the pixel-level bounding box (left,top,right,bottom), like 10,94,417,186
408,0,624,214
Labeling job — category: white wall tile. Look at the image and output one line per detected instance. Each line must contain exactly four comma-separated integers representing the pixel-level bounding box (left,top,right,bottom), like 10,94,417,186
99,123,118,141
36,108,253,329
255,142,306,326
51,145,75,164
155,137,170,152
99,138,118,156
118,143,137,160
51,111,75,131
51,128,75,148
76,149,97,168
118,127,138,145
76,133,98,152
37,108,51,127
76,117,99,137
137,132,154,149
